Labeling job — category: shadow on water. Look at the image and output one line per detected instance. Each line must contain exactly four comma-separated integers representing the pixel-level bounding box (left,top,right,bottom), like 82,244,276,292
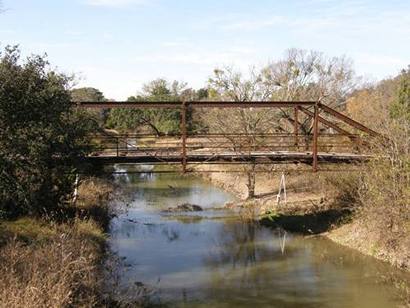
260,209,352,235
107,166,410,308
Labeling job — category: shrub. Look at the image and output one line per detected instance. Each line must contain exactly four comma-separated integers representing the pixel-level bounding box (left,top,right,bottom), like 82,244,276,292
0,46,98,218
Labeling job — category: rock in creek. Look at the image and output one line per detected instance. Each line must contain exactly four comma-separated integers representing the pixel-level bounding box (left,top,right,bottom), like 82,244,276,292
165,203,203,212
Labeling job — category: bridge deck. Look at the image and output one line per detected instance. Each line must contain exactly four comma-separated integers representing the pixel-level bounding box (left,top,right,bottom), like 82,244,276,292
86,150,370,164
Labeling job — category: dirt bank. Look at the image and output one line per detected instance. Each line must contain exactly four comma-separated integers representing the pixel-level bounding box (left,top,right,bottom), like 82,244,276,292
326,220,410,271
197,164,332,215
197,165,410,272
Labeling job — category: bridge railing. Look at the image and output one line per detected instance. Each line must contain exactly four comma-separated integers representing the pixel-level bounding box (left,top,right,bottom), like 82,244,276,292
77,101,379,172
88,132,368,159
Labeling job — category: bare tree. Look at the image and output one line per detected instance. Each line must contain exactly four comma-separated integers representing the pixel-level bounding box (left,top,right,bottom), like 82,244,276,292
262,48,359,136
202,67,279,198
263,49,357,105
200,50,359,198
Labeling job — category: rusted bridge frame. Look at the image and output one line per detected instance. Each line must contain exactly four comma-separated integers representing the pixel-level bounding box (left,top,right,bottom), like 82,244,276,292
77,101,379,173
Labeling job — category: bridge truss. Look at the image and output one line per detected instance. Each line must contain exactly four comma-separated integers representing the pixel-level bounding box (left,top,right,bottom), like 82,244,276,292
77,101,379,173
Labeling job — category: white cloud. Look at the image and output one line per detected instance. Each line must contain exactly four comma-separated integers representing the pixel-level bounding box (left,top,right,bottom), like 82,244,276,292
85,0,148,8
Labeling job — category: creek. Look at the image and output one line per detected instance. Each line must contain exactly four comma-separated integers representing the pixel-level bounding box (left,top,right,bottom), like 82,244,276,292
108,165,409,307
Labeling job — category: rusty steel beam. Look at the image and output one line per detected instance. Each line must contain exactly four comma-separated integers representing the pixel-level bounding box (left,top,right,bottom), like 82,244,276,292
294,107,299,146
190,101,316,108
106,168,364,174
92,132,357,138
181,102,187,173
78,101,180,108
312,104,319,172
298,107,356,137
75,101,317,109
318,103,380,137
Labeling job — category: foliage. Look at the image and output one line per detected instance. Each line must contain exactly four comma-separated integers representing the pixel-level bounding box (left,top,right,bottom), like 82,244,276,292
363,69,410,235
0,46,97,218
390,67,410,123
71,87,106,102
261,209,280,222
357,119,410,252
331,67,410,267
346,69,405,130
71,87,109,126
106,79,183,135
75,177,119,230
322,169,363,206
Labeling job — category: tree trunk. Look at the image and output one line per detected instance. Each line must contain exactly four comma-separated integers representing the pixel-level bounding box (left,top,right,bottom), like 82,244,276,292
147,123,162,137
246,164,256,199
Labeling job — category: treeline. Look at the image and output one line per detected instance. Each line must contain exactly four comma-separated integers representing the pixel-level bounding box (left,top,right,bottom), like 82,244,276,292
73,49,358,138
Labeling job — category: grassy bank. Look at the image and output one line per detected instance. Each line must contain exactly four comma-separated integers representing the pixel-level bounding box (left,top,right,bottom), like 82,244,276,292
0,177,115,308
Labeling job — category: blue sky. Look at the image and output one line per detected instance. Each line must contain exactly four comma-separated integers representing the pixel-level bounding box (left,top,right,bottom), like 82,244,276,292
0,0,409,99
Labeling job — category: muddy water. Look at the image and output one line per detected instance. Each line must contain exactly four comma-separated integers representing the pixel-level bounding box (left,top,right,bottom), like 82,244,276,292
109,167,409,307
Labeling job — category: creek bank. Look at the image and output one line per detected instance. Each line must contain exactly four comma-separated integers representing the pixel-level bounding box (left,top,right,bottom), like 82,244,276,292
197,165,410,272
326,221,410,271
0,177,117,307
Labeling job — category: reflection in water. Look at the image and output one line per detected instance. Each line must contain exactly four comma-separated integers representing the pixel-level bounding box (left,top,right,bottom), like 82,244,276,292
109,166,409,308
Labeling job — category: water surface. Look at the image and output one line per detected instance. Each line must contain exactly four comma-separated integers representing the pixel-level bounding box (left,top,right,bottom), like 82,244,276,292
109,167,409,307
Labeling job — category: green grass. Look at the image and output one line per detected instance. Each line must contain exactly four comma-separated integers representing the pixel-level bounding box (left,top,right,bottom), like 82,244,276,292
0,217,106,246
0,218,58,245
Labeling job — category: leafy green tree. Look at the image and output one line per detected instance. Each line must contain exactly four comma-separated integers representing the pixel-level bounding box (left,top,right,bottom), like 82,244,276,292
196,88,209,100
106,79,186,135
71,87,109,126
0,46,97,218
390,67,410,123
71,87,105,102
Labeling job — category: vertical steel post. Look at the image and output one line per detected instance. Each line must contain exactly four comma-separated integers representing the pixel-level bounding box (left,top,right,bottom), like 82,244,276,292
181,101,187,173
312,103,319,172
294,106,299,148
116,137,119,157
